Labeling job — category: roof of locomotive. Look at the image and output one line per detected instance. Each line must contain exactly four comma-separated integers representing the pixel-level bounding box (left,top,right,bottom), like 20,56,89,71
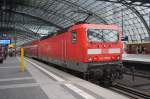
69,23,120,31
40,23,120,40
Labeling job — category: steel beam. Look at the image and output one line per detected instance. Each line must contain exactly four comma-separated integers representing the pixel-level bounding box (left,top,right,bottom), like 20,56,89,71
3,9,64,29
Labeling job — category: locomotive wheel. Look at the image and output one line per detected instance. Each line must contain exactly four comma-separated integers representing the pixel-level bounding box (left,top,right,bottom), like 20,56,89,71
118,73,123,79
99,76,112,87
103,80,112,87
100,69,113,87
83,72,89,81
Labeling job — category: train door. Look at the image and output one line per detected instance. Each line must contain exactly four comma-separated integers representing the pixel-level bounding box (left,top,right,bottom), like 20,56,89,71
62,39,67,60
61,40,63,63
36,45,38,58
71,30,78,60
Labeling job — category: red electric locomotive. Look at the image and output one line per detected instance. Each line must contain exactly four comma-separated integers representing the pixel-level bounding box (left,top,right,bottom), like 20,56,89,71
24,23,123,85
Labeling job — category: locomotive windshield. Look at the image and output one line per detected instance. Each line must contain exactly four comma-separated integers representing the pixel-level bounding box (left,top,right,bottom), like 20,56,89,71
87,29,118,42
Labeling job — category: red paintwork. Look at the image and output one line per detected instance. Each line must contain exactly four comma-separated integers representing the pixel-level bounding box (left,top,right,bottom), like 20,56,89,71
24,24,123,63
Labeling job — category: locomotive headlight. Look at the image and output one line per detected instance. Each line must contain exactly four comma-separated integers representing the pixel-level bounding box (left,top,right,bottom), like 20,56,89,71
117,56,120,60
88,57,92,61
93,56,99,61
111,56,115,59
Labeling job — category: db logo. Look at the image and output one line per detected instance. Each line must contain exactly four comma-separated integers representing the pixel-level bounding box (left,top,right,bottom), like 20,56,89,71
102,49,108,54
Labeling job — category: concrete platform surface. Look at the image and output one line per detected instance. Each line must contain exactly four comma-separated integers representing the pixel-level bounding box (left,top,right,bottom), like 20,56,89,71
0,57,130,99
123,54,150,63
0,57,49,99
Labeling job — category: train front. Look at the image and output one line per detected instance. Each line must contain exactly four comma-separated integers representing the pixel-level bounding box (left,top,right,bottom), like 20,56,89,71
84,24,123,85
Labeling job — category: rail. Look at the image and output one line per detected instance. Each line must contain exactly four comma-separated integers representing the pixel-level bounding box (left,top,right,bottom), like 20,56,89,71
110,84,150,99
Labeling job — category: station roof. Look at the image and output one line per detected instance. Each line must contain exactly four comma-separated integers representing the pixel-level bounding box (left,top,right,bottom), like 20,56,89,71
0,0,150,45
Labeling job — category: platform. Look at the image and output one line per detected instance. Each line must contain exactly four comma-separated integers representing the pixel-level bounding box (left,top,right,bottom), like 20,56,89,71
123,54,150,64
0,57,129,99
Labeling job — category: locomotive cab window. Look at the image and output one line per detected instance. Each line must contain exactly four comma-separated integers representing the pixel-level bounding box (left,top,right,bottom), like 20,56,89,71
72,32,77,43
87,29,118,42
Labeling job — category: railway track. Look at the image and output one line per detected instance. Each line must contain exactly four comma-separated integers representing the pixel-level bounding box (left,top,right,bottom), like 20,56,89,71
125,72,150,79
110,84,150,99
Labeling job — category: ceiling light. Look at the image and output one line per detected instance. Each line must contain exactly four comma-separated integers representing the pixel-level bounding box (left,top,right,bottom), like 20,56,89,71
132,2,142,5
125,0,132,3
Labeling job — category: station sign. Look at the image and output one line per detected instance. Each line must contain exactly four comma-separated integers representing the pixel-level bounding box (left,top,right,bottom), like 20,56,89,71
121,36,128,41
0,39,11,44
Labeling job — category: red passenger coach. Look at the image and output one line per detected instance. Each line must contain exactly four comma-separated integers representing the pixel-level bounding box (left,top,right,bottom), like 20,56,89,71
24,23,123,85
24,40,38,58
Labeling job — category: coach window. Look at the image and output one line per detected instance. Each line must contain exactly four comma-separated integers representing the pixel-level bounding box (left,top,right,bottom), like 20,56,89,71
72,32,77,43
